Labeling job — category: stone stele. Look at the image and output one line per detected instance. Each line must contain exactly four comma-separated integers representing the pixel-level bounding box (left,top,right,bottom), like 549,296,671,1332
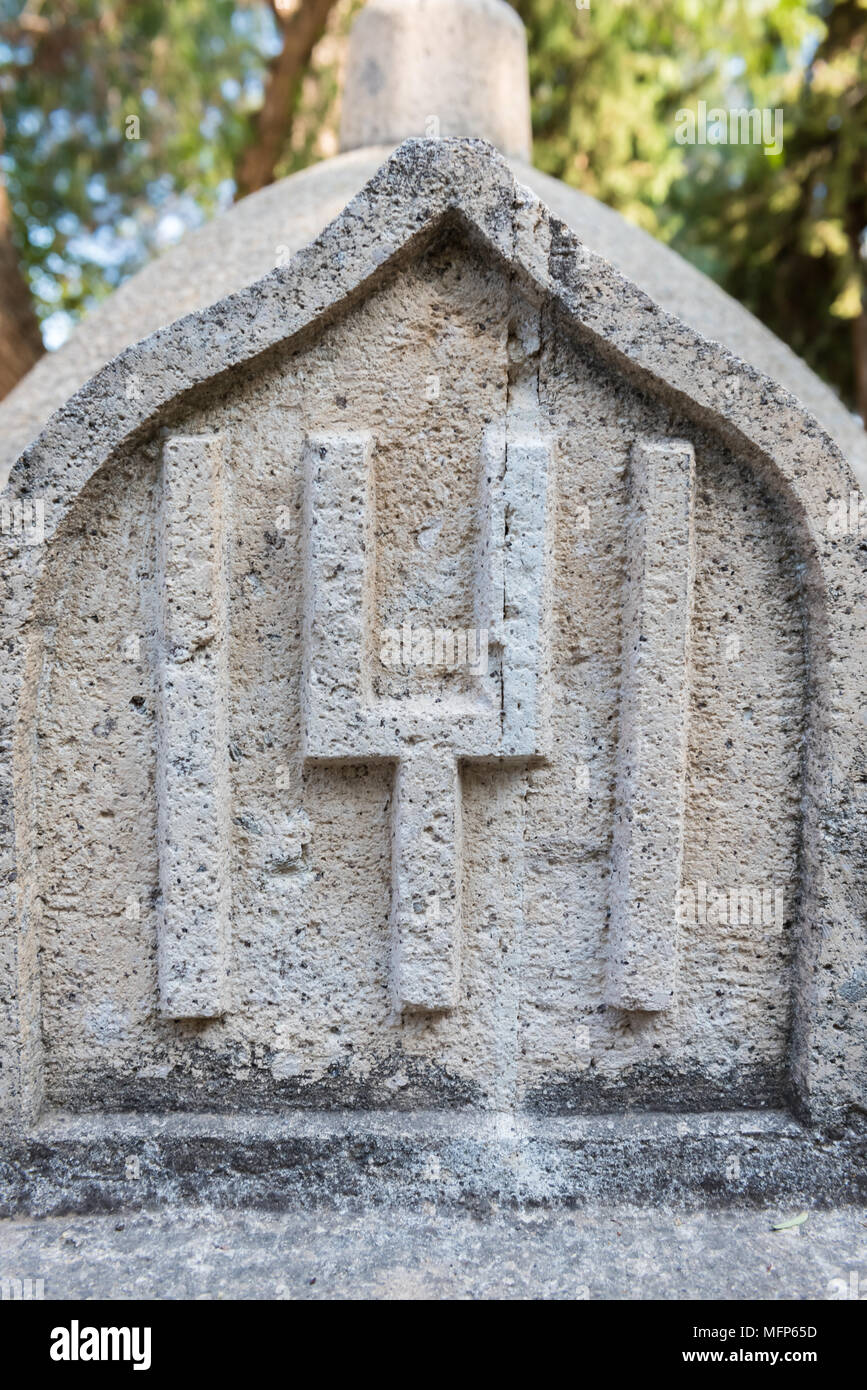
0,40,865,1219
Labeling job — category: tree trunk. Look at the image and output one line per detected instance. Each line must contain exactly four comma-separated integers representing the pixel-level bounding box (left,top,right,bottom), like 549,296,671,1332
0,176,43,400
853,297,867,431
235,0,341,200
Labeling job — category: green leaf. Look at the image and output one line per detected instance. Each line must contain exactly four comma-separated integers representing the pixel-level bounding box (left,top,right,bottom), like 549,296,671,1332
772,1211,809,1231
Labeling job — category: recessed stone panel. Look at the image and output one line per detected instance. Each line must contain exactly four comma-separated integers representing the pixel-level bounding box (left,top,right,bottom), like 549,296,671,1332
1,143,863,1205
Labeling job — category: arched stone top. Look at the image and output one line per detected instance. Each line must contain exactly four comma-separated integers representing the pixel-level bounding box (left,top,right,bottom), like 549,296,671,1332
2,137,859,561
3,147,863,494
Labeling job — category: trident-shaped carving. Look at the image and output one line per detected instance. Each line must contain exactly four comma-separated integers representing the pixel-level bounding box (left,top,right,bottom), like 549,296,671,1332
302,422,555,1013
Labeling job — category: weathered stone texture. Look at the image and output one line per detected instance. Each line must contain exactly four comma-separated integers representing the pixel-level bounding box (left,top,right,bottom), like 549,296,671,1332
606,439,696,1014
0,139,864,1208
156,434,231,1019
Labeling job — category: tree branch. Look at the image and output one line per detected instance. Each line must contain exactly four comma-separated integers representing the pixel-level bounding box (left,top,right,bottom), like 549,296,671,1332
235,0,340,199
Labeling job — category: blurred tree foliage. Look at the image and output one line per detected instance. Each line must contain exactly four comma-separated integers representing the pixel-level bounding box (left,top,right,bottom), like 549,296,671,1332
0,0,266,357
0,0,357,381
0,0,864,420
514,0,866,420
670,1,867,420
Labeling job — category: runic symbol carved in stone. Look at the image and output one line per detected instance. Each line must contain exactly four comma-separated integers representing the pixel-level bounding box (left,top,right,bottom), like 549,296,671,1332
302,425,555,1013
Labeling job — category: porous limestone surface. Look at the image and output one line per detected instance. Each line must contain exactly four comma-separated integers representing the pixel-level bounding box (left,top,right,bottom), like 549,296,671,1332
1,1203,865,1300
1,151,863,492
2,141,864,1153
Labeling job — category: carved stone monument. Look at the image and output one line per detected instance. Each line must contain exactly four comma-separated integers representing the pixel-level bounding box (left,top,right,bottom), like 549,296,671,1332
0,1,865,1214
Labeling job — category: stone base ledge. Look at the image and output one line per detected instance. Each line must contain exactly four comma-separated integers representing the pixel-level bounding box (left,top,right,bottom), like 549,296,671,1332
2,1110,865,1216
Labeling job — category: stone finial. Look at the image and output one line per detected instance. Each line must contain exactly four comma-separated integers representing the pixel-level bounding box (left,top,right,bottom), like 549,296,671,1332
338,0,532,161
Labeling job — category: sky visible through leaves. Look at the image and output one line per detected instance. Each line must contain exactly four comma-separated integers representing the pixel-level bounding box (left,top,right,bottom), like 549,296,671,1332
0,0,863,415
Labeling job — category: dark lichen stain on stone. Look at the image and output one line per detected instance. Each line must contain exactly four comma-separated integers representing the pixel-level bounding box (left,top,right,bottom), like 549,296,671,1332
526,1061,790,1116
47,1051,481,1116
